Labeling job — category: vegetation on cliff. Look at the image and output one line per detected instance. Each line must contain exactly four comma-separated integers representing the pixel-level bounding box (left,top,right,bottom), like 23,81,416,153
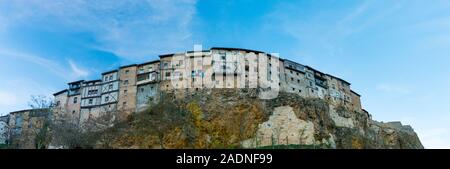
52,89,422,149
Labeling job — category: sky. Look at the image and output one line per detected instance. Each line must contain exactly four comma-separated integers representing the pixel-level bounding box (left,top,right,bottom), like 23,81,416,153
0,0,449,148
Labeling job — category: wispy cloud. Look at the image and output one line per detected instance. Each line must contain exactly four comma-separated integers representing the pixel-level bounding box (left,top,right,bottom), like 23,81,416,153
0,49,90,81
68,59,89,78
376,83,412,94
0,0,197,60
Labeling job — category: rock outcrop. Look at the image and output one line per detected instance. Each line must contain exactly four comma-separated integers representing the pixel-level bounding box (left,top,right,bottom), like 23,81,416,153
107,89,423,149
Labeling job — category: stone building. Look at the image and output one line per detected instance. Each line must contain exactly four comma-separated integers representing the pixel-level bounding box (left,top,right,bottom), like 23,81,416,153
100,70,119,113
8,109,50,149
67,80,83,124
283,59,310,97
49,47,363,124
52,89,69,122
118,64,138,119
0,115,9,144
80,80,102,125
136,60,160,112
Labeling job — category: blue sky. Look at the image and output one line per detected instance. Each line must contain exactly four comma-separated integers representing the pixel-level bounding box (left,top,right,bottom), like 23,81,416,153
1,0,449,148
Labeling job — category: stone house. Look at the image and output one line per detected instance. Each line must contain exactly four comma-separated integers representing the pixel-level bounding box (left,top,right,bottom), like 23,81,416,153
0,115,9,144
136,60,161,112
118,64,138,119
67,80,84,125
100,70,119,113
8,109,51,149
80,80,103,125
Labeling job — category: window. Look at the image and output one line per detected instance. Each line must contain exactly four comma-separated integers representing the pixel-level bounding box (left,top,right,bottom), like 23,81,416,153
56,101,60,106
124,90,128,95
108,84,113,90
125,70,129,74
291,78,294,81
298,80,300,83
73,97,78,104
164,63,168,68
72,110,75,114
151,86,154,90
299,90,302,93
88,90,98,95
105,96,109,102
109,75,113,81
124,80,129,85
104,76,108,81
123,102,127,106
140,88,144,92
88,99,93,104
292,88,295,91
165,72,171,78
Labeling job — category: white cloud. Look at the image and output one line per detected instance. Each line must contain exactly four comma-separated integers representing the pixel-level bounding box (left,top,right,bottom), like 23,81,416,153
0,49,90,81
376,83,412,94
0,0,198,60
68,59,89,78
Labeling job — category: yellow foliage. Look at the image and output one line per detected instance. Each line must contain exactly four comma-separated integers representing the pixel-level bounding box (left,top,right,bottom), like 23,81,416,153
164,127,188,149
187,101,203,131
351,137,364,149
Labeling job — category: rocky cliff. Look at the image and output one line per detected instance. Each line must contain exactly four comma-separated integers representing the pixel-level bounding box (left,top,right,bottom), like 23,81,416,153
102,89,423,149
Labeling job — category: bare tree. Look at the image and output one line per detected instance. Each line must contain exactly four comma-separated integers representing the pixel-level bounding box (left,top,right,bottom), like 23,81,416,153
28,95,53,109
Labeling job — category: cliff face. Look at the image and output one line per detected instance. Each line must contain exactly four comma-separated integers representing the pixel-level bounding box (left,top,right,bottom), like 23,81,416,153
109,89,423,149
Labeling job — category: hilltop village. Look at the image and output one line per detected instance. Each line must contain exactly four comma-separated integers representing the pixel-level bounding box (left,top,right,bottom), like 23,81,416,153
0,47,369,148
